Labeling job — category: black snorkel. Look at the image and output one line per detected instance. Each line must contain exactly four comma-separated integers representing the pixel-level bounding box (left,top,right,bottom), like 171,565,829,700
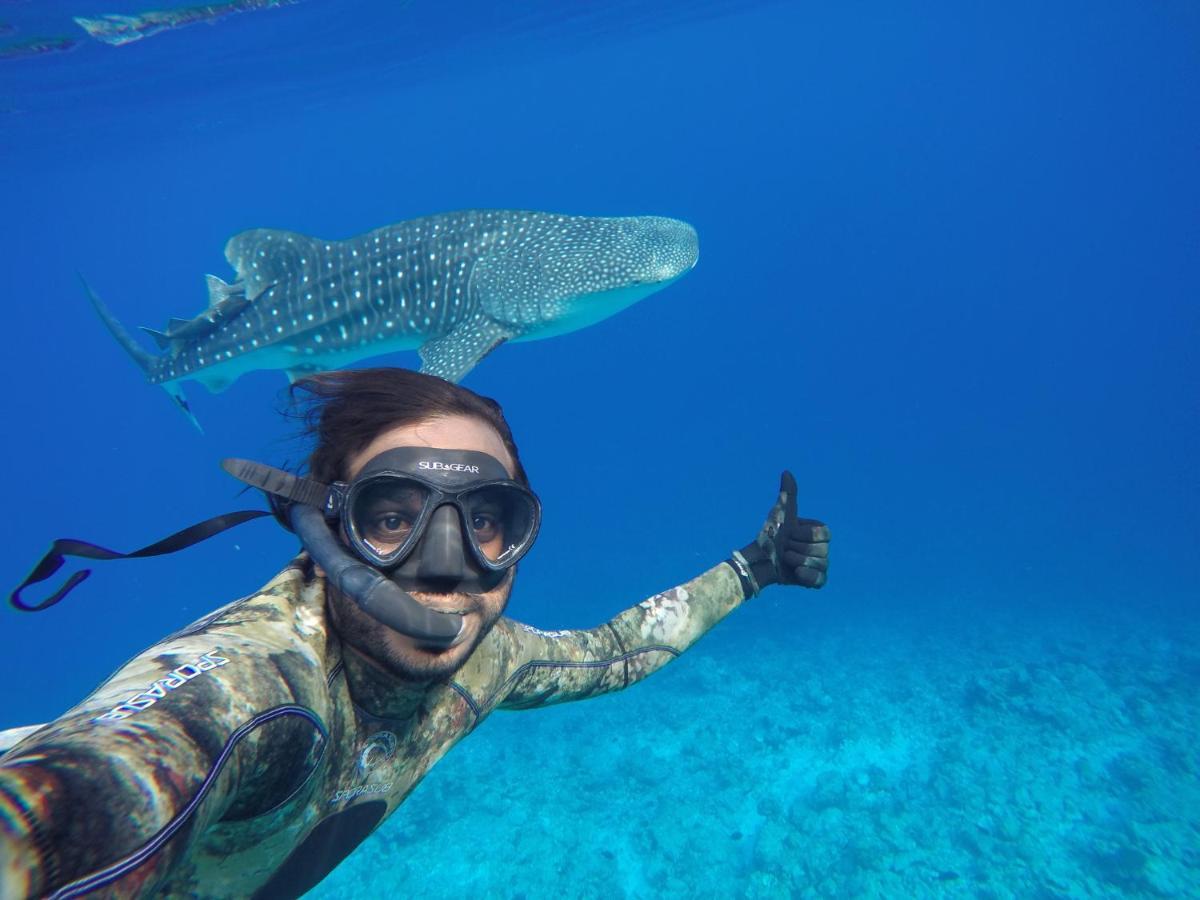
220,458,467,651
287,502,464,649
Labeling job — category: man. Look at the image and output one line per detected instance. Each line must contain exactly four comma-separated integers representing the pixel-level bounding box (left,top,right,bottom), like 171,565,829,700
0,368,829,898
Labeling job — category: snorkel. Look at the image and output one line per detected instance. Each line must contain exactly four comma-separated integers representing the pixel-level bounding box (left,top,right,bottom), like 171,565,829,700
286,503,465,648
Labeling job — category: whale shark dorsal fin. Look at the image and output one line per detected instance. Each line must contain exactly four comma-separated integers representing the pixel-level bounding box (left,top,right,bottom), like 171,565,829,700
152,294,254,347
139,325,172,350
205,274,243,308
224,228,322,299
418,314,514,383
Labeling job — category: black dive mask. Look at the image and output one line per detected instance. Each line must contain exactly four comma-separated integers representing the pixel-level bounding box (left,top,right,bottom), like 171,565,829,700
224,447,541,595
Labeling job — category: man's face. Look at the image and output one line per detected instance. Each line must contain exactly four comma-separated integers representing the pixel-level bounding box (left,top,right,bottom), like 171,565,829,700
327,414,518,681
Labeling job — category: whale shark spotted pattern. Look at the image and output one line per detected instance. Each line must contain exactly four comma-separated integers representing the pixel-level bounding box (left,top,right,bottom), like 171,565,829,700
86,209,699,428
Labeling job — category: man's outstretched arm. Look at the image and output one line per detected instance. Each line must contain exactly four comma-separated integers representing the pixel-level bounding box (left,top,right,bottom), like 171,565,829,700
491,471,830,710
0,639,248,898
0,572,329,898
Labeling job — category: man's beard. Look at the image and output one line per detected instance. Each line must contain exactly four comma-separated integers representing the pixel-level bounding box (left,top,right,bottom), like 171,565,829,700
329,575,512,682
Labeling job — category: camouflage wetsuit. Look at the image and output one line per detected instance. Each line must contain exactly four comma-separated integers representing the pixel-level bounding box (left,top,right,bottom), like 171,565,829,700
0,556,749,898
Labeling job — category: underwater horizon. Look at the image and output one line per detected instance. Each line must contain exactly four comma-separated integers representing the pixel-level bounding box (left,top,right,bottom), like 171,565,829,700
2,1,1197,896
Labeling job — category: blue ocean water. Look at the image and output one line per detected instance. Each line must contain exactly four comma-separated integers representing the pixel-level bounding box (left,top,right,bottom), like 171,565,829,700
2,1,1197,896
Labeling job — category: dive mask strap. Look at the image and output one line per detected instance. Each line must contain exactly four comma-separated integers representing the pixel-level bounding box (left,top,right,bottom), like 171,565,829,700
221,459,337,517
10,510,272,612
10,460,332,613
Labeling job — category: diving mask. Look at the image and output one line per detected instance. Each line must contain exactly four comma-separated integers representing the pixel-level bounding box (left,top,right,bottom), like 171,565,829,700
223,446,541,595
338,447,540,579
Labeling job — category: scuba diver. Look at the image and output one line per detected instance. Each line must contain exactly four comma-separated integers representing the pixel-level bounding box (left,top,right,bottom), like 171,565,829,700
0,368,830,899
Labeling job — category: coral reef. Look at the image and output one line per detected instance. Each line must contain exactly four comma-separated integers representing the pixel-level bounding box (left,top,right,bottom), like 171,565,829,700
313,607,1198,898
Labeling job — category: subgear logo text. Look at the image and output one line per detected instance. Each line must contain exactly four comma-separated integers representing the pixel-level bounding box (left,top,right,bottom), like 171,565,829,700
417,461,480,473
95,649,229,722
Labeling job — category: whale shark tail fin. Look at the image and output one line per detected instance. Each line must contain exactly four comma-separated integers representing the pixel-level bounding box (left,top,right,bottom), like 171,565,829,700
79,273,204,433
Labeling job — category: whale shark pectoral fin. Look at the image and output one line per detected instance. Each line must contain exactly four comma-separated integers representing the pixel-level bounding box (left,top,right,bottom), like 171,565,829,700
285,365,322,384
418,315,514,383
193,369,238,395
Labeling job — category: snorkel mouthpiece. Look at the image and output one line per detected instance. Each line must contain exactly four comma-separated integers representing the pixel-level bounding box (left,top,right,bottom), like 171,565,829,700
289,503,465,649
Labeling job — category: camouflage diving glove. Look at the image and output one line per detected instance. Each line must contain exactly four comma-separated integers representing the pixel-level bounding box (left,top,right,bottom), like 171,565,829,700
728,471,829,596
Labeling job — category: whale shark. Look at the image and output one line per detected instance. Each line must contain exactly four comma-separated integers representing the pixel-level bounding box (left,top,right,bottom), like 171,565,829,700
86,209,699,428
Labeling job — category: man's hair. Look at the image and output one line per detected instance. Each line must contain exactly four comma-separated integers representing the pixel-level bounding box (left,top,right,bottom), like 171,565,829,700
289,368,529,487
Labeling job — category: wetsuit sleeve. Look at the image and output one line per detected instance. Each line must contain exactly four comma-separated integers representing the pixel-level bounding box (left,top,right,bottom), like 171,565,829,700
495,561,747,710
0,591,328,898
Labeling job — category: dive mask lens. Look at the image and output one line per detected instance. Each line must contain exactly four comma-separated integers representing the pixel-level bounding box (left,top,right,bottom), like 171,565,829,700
460,484,540,568
349,477,432,565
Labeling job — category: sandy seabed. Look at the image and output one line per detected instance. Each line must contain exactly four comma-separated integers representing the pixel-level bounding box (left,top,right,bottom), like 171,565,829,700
312,605,1198,899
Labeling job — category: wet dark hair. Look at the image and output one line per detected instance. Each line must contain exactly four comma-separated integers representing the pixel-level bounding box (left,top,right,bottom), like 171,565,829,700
288,368,529,488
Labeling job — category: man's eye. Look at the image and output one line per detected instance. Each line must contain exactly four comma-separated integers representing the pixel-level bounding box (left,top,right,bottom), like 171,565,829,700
375,514,413,534
472,514,499,540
